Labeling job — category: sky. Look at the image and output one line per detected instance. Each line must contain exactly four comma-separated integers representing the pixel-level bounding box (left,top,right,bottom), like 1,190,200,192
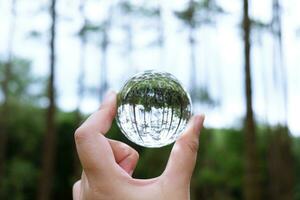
0,0,300,135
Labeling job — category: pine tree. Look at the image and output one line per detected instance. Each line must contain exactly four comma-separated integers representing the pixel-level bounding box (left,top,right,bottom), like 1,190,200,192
174,0,223,105
0,0,17,196
267,1,294,199
37,0,57,199
242,0,262,199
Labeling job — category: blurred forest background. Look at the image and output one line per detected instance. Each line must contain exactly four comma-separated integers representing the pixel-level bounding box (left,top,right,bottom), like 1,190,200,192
0,0,300,199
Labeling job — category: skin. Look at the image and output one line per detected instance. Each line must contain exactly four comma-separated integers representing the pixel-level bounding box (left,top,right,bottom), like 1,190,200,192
73,91,205,200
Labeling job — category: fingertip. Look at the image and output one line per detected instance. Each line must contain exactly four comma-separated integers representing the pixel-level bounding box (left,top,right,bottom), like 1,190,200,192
194,114,205,132
98,90,117,122
103,90,117,102
184,114,205,137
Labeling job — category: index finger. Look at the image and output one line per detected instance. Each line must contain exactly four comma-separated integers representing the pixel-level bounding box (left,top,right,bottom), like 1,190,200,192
74,91,117,176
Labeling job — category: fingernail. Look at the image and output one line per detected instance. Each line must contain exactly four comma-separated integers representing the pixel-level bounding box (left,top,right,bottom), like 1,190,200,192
103,90,115,103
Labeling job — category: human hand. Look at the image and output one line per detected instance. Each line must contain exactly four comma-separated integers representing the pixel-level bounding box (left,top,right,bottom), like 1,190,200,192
73,91,204,200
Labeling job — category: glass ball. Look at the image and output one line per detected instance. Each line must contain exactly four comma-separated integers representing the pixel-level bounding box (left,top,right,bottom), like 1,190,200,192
116,70,192,148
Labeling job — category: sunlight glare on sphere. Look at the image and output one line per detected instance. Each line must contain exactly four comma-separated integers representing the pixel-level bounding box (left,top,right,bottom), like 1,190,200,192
116,70,192,148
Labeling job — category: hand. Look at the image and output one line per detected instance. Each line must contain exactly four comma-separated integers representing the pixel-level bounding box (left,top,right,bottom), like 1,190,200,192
73,91,204,200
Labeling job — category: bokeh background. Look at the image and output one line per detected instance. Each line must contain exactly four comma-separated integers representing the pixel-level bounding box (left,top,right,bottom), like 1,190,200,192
0,0,300,199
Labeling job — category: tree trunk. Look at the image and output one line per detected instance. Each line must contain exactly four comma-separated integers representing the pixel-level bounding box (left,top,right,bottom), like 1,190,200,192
187,0,197,102
268,1,294,199
0,62,11,196
189,26,197,102
242,0,261,199
77,0,86,117
100,31,108,101
37,0,57,199
0,0,16,194
99,5,113,101
272,0,288,129
73,0,87,178
126,25,135,74
120,1,135,74
157,5,165,68
268,128,294,200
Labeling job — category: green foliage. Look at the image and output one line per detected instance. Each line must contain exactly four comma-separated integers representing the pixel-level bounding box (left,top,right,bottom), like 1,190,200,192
53,112,79,199
78,21,109,37
119,1,135,14
2,158,37,200
118,0,160,17
175,1,199,28
1,104,300,199
0,58,299,199
116,1,161,24
2,105,44,200
0,58,44,105
250,19,270,30
293,137,300,199
191,129,243,199
26,30,43,39
192,86,219,106
174,0,225,28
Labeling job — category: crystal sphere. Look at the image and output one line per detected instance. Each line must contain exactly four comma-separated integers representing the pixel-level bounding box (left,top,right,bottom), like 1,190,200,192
116,70,192,148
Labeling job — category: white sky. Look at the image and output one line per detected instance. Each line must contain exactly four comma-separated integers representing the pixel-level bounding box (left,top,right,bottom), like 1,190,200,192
0,0,300,135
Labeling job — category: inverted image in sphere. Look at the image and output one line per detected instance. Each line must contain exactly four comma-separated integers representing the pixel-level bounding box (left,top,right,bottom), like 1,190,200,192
116,70,192,148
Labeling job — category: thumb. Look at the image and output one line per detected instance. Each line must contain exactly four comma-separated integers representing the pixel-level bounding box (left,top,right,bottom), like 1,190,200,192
163,115,204,184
